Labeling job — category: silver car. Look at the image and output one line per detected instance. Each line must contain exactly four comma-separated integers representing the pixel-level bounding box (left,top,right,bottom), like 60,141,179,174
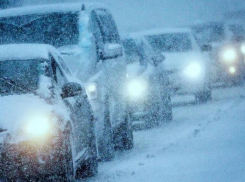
0,44,97,181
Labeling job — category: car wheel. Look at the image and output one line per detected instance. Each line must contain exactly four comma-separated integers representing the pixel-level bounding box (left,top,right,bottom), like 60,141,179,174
98,95,115,161
121,113,134,150
114,109,134,150
76,156,98,178
161,96,173,122
76,114,98,178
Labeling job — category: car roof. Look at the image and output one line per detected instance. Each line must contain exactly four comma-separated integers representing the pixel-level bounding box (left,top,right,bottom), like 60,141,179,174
137,28,192,36
0,2,106,18
0,44,59,61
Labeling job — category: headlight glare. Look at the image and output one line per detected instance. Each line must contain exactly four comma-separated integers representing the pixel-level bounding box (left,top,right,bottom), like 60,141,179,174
127,79,147,99
25,115,51,137
241,45,245,54
229,66,236,74
87,83,97,93
183,62,202,79
221,47,237,62
86,82,97,100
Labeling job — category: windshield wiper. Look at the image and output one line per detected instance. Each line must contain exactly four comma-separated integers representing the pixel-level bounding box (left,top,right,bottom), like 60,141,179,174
0,77,31,93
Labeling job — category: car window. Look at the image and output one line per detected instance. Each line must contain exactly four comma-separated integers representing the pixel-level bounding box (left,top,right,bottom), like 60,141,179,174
192,23,225,44
94,9,120,44
58,57,72,76
123,38,147,65
146,33,193,52
0,12,79,47
51,57,67,87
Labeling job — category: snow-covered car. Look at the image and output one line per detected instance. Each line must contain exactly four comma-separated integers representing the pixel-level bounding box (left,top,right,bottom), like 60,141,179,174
142,28,212,102
191,21,245,84
0,44,98,181
122,35,172,127
0,3,133,161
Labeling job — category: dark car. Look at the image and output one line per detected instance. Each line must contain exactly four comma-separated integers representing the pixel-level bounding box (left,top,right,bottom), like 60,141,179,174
0,44,98,181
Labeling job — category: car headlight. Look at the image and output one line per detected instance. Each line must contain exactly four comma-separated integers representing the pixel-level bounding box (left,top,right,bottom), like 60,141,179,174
221,47,238,62
241,45,245,54
86,82,97,99
127,79,147,100
24,114,52,138
183,62,202,79
229,66,236,74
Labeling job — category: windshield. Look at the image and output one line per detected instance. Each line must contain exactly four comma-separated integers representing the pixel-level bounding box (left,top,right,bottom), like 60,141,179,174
123,39,147,64
192,23,225,44
0,12,79,47
146,33,193,53
0,59,49,95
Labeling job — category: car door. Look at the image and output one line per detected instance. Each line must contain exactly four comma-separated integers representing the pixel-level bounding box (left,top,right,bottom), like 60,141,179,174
51,56,94,166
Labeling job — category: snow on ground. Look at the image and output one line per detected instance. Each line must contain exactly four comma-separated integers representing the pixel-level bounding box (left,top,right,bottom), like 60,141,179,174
83,85,245,182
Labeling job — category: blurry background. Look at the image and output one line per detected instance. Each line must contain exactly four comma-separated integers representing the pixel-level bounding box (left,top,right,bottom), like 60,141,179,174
1,0,245,34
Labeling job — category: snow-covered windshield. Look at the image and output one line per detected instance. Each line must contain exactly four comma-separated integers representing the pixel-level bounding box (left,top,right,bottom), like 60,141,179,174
146,33,193,53
228,24,245,40
192,23,225,44
0,12,79,47
0,59,50,95
123,39,146,65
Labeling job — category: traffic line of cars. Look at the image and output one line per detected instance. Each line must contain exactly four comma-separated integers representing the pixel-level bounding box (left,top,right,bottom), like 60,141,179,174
0,2,244,181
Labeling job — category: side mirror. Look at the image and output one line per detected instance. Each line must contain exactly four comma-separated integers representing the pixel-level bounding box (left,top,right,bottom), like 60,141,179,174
61,82,82,98
152,54,165,66
100,43,123,60
201,44,212,52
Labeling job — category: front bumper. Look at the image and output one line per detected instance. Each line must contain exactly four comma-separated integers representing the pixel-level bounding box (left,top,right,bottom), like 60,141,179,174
0,137,64,179
168,72,207,95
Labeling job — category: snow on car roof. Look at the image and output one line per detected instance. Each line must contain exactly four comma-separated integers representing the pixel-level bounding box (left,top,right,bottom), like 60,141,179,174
0,2,106,18
0,44,57,61
138,28,193,36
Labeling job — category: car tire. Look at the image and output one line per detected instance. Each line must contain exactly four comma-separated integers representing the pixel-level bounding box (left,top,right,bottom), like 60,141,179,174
114,110,134,150
161,95,173,122
76,114,98,178
121,114,134,150
61,130,74,182
76,156,98,178
98,95,115,161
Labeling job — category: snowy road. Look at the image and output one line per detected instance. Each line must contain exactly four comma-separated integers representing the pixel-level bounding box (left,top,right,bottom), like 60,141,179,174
84,85,245,182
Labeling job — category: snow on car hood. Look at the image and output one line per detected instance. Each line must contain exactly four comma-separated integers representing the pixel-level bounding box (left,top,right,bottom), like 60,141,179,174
0,94,69,141
162,51,204,71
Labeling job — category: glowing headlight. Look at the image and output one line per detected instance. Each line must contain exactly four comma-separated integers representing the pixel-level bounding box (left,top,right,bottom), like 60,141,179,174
183,62,202,79
86,82,97,99
127,79,147,99
229,66,236,74
87,83,97,93
221,47,237,62
241,45,245,54
25,115,51,137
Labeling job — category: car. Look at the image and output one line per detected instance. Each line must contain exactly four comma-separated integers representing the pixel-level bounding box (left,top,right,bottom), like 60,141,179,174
122,35,172,128
0,44,98,181
141,28,212,102
0,2,133,161
191,21,245,85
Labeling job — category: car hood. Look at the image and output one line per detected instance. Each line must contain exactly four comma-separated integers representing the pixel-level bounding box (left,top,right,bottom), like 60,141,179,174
0,94,69,143
161,51,204,71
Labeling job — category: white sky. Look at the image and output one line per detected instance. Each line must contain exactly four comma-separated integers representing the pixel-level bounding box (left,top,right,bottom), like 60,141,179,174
22,0,245,34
